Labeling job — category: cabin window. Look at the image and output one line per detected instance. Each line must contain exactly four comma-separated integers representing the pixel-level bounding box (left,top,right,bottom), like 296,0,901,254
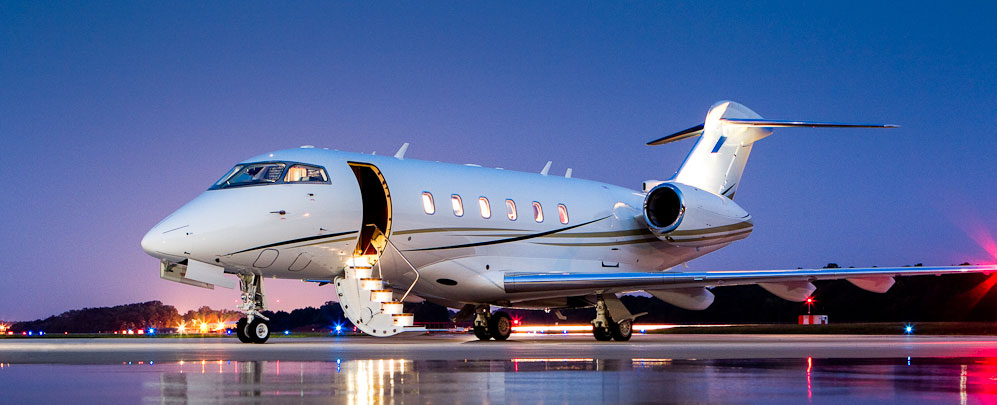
532,202,544,223
284,164,328,183
451,194,464,217
479,197,491,219
422,192,435,215
506,199,517,220
558,203,569,224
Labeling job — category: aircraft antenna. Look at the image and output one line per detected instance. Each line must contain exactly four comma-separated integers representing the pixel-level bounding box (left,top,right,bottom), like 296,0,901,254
540,161,552,176
394,143,410,160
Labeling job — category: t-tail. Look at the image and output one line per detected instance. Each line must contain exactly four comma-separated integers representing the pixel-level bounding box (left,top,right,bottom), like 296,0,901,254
648,101,897,199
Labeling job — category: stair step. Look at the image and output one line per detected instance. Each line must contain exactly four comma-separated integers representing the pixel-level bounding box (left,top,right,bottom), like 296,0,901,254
392,313,415,327
359,278,383,290
346,266,373,279
370,289,393,302
381,302,404,315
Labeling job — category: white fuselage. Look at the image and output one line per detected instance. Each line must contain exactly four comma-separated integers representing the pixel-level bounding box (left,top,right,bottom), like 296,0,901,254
141,147,751,308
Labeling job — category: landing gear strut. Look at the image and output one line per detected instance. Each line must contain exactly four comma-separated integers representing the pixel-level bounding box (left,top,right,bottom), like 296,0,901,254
236,274,270,344
591,296,633,342
473,306,491,340
472,306,512,341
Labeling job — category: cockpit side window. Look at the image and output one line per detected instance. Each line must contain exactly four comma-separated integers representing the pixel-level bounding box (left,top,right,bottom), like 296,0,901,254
284,165,328,183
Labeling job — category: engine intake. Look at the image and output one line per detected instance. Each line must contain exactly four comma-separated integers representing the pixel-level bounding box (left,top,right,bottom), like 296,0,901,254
643,183,685,233
642,181,753,246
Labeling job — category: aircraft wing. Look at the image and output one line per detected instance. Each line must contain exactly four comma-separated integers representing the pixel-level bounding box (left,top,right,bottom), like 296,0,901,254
503,265,997,294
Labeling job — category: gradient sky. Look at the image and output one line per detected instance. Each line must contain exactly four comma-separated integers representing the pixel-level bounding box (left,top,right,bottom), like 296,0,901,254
2,2,995,320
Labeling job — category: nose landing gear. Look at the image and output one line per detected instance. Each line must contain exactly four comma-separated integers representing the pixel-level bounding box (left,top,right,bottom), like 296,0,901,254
235,274,271,344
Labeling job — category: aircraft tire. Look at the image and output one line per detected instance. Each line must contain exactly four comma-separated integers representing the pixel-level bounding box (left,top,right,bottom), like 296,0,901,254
592,325,613,341
236,318,252,343
248,318,270,344
610,319,632,341
473,324,491,340
489,311,512,341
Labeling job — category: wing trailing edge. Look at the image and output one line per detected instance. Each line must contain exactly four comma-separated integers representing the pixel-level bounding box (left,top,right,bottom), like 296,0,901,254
503,265,997,294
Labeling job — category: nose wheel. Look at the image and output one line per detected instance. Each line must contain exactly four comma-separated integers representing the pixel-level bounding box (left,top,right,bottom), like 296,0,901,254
235,274,271,344
235,317,271,344
236,318,251,343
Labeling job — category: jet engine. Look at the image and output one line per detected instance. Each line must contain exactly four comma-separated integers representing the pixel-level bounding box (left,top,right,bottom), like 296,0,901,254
642,182,753,246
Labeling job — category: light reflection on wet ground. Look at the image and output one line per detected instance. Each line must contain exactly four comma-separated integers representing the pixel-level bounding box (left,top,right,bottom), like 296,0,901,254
3,336,997,403
3,356,997,403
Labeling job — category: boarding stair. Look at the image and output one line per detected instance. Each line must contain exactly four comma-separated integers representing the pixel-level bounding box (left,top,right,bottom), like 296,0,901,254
334,227,425,336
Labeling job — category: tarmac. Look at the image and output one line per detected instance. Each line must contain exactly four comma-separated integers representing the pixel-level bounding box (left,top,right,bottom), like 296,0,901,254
4,334,997,403
4,333,997,363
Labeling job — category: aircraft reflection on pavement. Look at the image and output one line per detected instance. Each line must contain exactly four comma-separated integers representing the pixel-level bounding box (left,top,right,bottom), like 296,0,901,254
5,357,997,403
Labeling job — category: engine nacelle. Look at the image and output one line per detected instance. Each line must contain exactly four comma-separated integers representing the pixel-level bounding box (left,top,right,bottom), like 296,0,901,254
642,182,753,246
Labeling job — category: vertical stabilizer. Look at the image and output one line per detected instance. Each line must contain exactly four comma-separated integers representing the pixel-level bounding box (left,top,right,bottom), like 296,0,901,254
672,101,771,199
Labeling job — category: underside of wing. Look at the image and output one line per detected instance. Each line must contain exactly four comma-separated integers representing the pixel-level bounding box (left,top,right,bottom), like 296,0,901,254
504,265,997,296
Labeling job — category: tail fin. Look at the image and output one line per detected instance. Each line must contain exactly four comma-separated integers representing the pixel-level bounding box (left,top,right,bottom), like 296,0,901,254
648,101,896,199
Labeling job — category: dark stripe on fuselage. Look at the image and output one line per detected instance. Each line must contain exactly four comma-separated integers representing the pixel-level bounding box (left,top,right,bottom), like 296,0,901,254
394,227,523,235
668,228,753,243
405,216,611,252
669,221,752,237
229,230,358,255
531,237,662,247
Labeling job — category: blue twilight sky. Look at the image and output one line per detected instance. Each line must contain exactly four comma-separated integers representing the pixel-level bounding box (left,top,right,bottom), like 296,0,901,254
1,2,995,320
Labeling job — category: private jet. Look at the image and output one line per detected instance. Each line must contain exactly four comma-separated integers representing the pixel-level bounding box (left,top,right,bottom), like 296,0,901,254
141,101,996,343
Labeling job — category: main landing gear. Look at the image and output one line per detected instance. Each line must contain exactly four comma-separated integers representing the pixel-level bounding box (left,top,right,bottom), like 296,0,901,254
591,296,633,342
235,274,271,344
473,305,512,341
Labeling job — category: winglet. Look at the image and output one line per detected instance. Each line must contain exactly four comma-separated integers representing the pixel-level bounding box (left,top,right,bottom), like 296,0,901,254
394,143,409,160
540,161,552,176
565,168,573,178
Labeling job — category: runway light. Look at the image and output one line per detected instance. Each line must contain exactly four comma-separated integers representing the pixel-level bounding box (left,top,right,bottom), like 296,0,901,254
284,330,290,335
335,324,343,334
904,324,914,334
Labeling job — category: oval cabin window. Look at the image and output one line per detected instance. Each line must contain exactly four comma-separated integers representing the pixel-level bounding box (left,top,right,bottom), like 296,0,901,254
479,197,491,219
532,201,543,223
558,203,569,224
451,194,464,217
506,199,517,221
422,192,435,215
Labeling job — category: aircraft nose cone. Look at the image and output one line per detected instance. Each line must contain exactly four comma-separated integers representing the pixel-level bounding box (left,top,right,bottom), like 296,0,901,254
141,221,189,261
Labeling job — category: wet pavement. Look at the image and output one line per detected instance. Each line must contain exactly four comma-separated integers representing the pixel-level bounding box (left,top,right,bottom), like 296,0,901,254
2,334,997,403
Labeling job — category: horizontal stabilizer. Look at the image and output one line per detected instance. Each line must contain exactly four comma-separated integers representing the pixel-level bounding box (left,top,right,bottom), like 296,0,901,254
647,119,896,146
719,118,898,128
646,124,704,145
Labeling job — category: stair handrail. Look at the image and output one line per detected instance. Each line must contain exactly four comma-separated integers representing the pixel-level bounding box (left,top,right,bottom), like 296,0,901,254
383,237,420,302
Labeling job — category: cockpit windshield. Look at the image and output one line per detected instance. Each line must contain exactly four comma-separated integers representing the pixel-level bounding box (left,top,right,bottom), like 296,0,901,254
210,162,330,190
